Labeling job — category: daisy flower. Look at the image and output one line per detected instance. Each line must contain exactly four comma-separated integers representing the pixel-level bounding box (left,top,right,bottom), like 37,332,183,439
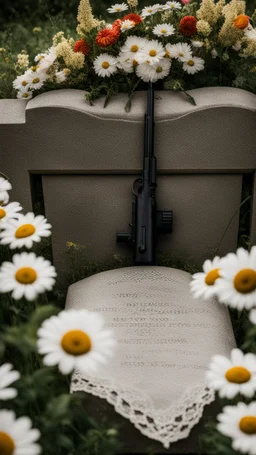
121,19,135,31
0,409,41,455
214,247,256,310
0,363,20,400
38,47,56,70
136,58,171,82
0,252,56,301
17,87,33,100
189,256,224,300
13,71,32,90
107,3,128,13
117,54,137,73
217,401,256,455
153,23,175,37
141,4,163,18
93,54,118,77
37,309,117,375
183,56,205,74
249,309,256,324
137,40,165,65
163,1,182,10
25,70,49,90
120,36,148,59
0,177,11,205
206,348,256,399
166,42,192,61
0,202,22,225
0,213,51,249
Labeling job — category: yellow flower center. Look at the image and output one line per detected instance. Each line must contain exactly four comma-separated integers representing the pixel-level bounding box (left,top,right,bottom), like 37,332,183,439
148,8,152,12
22,80,27,86
178,52,184,56
0,431,15,455
156,66,163,73
205,268,220,286
131,45,139,52
32,78,40,84
164,51,170,58
225,366,251,384
15,267,37,284
149,50,157,56
161,29,167,34
187,60,195,66
239,416,256,434
23,93,29,98
31,66,39,71
234,269,256,294
102,61,110,69
0,208,6,219
15,224,36,238
132,59,138,67
61,330,92,356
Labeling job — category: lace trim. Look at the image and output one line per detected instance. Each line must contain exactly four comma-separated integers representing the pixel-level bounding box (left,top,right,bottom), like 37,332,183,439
71,372,215,449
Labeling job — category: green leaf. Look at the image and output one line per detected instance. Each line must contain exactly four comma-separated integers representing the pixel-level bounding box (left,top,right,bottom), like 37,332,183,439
47,394,72,421
30,304,59,328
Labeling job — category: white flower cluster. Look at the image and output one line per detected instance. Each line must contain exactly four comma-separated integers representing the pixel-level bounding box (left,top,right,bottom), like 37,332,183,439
140,1,181,18
93,36,205,82
190,247,256,455
12,47,67,100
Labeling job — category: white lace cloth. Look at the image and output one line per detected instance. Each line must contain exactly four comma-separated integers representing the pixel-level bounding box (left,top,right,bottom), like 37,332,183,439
65,266,237,448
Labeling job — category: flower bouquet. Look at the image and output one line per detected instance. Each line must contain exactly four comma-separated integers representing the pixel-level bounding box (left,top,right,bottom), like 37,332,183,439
12,0,256,110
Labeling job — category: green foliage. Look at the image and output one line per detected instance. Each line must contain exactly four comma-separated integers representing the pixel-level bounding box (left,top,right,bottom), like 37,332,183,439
199,420,239,455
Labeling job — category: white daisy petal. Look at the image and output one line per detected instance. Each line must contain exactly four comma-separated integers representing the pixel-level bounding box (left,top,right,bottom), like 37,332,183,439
217,401,256,454
214,247,256,310
37,309,116,375
0,212,51,249
107,3,128,13
0,363,20,400
0,410,41,454
93,53,118,78
206,348,256,399
0,252,56,301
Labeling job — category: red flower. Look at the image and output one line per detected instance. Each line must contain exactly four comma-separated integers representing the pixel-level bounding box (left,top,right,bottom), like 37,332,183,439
112,19,122,31
95,28,120,47
179,16,197,36
74,39,90,56
123,13,142,25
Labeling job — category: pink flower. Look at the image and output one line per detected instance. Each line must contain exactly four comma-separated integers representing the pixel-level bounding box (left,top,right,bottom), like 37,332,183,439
181,0,191,4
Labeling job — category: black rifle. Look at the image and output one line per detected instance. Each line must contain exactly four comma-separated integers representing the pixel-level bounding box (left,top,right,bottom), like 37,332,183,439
116,82,173,265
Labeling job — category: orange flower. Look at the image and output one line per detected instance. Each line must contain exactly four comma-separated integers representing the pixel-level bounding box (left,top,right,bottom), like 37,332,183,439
95,28,120,47
74,39,90,56
233,14,250,30
123,13,142,25
112,19,122,31
179,16,197,36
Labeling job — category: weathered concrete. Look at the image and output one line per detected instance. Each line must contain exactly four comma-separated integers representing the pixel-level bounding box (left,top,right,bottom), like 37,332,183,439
0,87,255,277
